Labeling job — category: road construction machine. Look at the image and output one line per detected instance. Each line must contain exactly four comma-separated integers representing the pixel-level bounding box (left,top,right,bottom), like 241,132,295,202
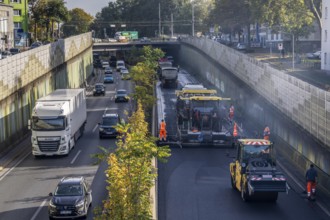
230,139,289,202
176,84,233,146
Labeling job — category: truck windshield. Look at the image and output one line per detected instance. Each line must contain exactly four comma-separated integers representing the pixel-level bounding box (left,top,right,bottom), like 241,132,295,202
242,145,272,161
32,116,65,131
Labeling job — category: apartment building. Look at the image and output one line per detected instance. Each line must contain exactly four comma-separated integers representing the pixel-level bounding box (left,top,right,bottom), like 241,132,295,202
322,1,330,70
0,4,13,50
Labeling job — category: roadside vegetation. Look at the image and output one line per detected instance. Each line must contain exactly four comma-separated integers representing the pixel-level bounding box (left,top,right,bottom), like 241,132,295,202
93,46,170,219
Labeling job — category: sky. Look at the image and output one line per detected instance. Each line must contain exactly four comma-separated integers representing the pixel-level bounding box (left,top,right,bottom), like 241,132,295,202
65,0,112,17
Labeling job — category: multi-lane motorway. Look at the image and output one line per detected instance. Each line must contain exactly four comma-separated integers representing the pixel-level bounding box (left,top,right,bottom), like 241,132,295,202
0,61,329,220
0,67,133,220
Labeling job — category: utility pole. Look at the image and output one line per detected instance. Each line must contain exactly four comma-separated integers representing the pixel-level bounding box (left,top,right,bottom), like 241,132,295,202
159,3,161,38
292,33,295,71
171,13,173,38
192,1,195,36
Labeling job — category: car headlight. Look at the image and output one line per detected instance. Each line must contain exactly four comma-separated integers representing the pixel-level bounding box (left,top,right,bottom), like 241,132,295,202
76,200,84,208
93,89,96,92
49,199,56,208
99,128,104,132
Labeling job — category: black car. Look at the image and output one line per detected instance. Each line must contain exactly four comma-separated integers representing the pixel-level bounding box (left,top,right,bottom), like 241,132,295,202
9,48,20,55
93,83,105,96
99,113,121,138
48,177,92,219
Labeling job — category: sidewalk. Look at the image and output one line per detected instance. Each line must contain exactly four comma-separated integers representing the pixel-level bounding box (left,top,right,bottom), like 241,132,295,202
248,48,330,91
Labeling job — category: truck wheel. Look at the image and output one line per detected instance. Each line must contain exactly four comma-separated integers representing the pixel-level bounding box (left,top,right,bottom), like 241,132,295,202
241,183,250,202
231,175,237,190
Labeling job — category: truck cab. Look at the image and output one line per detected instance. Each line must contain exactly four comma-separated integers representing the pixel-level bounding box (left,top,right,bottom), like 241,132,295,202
29,89,87,157
229,139,288,202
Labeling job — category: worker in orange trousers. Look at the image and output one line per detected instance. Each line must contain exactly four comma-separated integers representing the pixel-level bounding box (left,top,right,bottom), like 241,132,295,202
159,119,167,141
263,125,270,140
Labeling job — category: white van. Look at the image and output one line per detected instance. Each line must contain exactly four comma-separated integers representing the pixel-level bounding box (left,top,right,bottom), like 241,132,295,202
116,60,125,71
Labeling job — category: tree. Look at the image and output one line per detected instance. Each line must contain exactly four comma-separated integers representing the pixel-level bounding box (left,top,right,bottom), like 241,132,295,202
130,46,164,112
62,8,94,37
248,0,316,42
95,102,171,220
30,0,68,41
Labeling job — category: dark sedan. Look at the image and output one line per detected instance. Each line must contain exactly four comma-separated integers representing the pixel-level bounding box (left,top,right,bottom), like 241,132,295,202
48,177,92,219
93,83,105,96
99,113,121,138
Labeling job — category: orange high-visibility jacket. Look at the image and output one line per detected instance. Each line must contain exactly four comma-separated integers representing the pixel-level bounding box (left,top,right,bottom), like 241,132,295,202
160,121,166,130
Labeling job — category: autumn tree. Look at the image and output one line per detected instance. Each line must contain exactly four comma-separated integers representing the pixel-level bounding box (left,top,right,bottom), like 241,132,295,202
130,46,164,112
95,102,171,220
62,8,94,37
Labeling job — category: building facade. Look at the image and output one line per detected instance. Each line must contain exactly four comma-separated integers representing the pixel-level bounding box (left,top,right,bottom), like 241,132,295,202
322,1,330,70
0,0,28,47
0,4,14,50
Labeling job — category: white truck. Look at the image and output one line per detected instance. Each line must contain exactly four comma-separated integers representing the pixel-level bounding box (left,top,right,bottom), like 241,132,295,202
29,89,87,157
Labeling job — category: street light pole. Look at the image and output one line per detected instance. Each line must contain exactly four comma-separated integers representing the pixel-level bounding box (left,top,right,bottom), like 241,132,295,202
159,3,161,38
292,33,295,70
191,1,195,36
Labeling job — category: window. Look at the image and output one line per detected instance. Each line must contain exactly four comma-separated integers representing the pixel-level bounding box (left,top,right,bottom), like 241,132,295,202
14,22,22,29
325,30,328,42
325,53,327,65
13,10,21,16
326,7,328,19
10,0,21,3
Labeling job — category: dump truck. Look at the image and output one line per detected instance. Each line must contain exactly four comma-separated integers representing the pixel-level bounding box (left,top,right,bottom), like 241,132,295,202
29,89,87,157
159,66,178,88
229,139,289,202
176,84,233,146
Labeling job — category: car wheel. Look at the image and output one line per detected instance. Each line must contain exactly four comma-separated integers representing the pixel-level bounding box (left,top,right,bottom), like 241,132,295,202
49,216,54,220
99,134,103,139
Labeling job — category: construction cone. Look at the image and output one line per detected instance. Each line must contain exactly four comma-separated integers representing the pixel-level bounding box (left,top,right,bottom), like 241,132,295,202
233,122,238,137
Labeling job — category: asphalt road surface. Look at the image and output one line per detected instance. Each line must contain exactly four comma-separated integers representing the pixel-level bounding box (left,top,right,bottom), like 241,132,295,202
0,67,134,220
157,69,329,220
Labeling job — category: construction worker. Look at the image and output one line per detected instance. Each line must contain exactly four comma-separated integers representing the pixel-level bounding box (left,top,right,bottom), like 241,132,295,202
233,122,238,137
263,125,270,140
306,164,318,200
159,119,167,141
229,104,234,122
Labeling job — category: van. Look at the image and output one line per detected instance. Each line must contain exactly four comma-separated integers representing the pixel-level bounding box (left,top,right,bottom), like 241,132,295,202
116,60,125,71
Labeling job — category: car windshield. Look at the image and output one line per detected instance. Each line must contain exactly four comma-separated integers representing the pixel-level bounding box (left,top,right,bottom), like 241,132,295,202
55,184,83,196
117,90,127,95
242,145,272,161
102,117,118,126
32,116,65,131
95,85,104,89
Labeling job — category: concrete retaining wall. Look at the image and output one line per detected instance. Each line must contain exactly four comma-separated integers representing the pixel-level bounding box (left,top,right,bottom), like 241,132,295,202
182,37,330,149
0,33,93,151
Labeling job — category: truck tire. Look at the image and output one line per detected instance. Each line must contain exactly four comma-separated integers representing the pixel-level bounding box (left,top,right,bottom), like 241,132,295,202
231,175,237,190
241,182,250,202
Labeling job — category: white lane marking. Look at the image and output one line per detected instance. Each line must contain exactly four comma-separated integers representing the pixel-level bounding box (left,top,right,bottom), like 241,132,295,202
70,150,81,164
0,152,30,182
277,161,330,217
104,107,108,114
87,108,118,112
30,199,47,220
92,124,98,133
